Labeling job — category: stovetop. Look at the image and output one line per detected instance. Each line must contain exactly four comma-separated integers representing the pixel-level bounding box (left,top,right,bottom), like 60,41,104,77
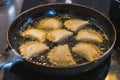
2,0,120,80
3,56,111,80
2,51,120,80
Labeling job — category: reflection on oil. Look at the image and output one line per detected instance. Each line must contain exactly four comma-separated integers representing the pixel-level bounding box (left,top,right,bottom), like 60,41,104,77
24,18,33,25
46,10,57,15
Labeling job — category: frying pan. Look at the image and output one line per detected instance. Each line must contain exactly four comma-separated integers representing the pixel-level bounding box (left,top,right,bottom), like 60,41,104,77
0,3,116,75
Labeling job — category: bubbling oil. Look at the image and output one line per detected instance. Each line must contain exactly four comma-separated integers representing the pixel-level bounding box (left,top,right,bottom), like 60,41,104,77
13,14,110,67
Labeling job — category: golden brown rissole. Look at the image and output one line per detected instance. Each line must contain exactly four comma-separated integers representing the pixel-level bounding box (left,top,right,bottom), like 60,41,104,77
21,28,47,42
76,29,103,43
72,42,101,61
47,44,76,66
38,18,62,30
47,29,73,42
64,19,88,32
19,41,49,59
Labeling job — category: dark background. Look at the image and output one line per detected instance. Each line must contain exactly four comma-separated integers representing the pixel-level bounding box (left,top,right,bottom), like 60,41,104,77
21,0,111,16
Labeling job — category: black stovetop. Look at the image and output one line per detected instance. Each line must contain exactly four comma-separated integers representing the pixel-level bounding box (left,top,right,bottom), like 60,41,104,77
2,0,120,80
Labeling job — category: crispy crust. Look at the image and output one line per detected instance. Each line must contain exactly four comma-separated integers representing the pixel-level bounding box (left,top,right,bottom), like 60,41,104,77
48,44,76,66
72,42,100,61
64,19,88,31
19,41,49,59
76,29,103,43
21,28,47,42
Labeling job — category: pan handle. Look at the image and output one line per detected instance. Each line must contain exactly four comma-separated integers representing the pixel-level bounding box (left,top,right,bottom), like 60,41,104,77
0,47,23,70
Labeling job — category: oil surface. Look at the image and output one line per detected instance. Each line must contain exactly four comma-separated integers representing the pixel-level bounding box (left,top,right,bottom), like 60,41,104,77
13,14,110,67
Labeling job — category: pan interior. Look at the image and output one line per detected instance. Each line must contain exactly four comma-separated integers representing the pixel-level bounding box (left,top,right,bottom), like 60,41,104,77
11,11,111,67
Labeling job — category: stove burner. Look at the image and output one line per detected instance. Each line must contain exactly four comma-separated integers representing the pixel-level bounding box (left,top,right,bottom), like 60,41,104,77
3,56,111,80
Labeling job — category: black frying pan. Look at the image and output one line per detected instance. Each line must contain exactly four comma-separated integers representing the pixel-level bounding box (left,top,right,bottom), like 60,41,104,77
4,3,116,75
